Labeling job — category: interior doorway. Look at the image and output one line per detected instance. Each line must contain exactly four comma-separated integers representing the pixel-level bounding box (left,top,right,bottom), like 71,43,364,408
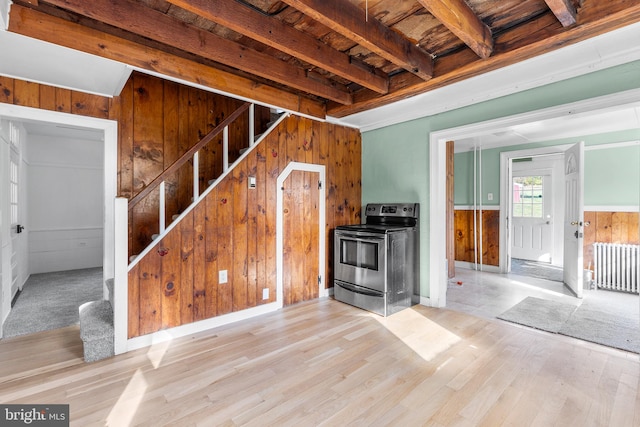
0,103,117,339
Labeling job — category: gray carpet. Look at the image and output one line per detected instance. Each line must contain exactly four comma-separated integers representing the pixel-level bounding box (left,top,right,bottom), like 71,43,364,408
2,268,103,338
498,296,640,353
559,298,640,354
497,296,577,333
511,258,563,282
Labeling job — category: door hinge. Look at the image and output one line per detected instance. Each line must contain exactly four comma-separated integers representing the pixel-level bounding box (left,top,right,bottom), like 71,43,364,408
318,180,322,189
318,275,322,285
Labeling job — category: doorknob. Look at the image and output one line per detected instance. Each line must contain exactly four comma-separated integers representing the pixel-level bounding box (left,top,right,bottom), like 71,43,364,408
16,224,24,233
571,221,579,226
584,221,590,227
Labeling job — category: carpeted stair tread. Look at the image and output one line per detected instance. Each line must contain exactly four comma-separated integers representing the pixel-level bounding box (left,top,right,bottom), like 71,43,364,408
79,299,114,362
79,300,113,340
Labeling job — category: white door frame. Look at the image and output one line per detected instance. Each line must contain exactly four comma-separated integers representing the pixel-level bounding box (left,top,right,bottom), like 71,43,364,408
428,88,640,308
276,162,326,308
0,103,118,301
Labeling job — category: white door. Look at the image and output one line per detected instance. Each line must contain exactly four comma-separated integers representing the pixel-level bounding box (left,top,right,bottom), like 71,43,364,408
511,171,554,262
8,122,26,299
563,142,584,298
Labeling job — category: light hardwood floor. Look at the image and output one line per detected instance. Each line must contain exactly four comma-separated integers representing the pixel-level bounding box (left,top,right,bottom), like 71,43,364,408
1,298,639,426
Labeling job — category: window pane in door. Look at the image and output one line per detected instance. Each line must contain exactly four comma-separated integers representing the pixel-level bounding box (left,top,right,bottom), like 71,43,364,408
513,176,543,218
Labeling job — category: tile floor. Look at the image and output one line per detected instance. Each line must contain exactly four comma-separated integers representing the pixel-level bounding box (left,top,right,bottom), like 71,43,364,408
446,267,639,324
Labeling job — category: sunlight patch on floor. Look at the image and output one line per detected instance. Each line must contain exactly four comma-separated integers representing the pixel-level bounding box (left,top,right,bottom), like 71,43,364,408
106,369,148,426
507,279,570,298
146,339,172,369
374,308,461,362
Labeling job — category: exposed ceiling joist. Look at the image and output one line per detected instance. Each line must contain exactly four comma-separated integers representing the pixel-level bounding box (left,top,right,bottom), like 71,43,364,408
327,1,640,117
417,0,493,59
42,0,353,105
279,0,434,81
8,5,327,118
544,0,578,26
165,0,389,94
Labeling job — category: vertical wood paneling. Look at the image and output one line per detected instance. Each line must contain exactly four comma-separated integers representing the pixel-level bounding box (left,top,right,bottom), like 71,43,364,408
55,87,72,113
446,141,455,278
454,209,499,266
232,163,248,311
160,226,181,329
583,211,640,270
246,150,258,307
70,91,109,118
192,202,207,321
180,210,195,326
204,190,218,318
0,77,14,103
255,140,267,305
595,211,613,242
13,80,39,107
163,81,180,226
39,85,56,111
138,254,162,335
0,74,361,338
217,179,234,315
127,263,140,339
265,130,280,304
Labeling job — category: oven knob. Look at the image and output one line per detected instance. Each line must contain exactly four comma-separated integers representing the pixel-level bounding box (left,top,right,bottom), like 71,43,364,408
403,207,407,211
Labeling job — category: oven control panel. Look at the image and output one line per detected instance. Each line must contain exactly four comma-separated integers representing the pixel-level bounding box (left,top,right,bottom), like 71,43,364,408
365,203,419,218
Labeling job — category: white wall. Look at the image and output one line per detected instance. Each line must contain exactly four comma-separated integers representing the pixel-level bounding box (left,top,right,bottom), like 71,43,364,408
26,134,104,273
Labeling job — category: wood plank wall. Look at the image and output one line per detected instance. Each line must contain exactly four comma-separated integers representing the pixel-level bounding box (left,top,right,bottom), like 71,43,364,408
0,76,110,119
0,74,361,338
454,209,500,267
117,72,271,256
454,209,639,270
127,115,361,338
584,211,640,271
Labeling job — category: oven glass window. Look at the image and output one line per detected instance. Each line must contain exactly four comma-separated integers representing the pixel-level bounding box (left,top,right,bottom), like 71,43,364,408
340,239,378,270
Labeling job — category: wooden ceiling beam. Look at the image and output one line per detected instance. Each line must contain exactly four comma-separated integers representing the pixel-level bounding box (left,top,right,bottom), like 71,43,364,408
327,1,640,117
8,5,326,118
417,0,493,59
40,0,353,105
279,0,433,81
544,0,578,26
165,0,388,94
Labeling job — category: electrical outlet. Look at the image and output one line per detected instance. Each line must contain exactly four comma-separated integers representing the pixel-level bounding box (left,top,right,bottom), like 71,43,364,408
487,193,494,201
219,270,228,284
262,288,269,300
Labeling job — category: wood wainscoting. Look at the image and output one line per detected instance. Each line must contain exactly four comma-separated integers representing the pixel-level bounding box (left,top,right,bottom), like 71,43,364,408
584,211,640,271
453,208,638,271
454,208,500,267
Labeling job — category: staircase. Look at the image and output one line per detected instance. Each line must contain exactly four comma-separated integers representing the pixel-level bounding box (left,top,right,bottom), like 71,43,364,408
79,278,114,362
78,103,286,361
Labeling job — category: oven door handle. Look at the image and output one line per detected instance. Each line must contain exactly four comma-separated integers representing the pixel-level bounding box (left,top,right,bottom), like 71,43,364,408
336,281,383,297
337,233,385,242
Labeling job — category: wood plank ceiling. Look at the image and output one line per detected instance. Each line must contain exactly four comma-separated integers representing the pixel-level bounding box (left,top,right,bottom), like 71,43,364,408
7,0,640,119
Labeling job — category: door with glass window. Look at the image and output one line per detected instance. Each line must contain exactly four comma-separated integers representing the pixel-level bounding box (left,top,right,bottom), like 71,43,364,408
511,172,554,262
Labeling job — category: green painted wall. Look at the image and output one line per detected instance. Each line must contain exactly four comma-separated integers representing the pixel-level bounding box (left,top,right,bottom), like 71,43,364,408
362,60,640,298
454,130,640,207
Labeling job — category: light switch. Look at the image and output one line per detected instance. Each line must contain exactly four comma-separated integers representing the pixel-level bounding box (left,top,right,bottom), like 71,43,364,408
487,193,494,201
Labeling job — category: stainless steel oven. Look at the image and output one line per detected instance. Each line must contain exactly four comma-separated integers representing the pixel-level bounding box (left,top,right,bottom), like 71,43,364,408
334,203,419,316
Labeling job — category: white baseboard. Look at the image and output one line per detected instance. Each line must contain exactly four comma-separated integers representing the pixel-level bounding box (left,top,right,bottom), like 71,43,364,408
126,302,281,352
454,261,501,273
